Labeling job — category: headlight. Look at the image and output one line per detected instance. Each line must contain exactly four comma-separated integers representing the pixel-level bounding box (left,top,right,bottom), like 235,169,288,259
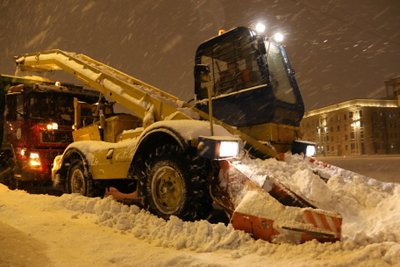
218,141,240,158
198,136,240,160
305,145,316,157
29,152,41,167
46,122,58,130
292,140,316,157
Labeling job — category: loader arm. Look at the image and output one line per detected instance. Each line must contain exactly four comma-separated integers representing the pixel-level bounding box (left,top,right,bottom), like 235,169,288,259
15,49,192,123
15,49,278,158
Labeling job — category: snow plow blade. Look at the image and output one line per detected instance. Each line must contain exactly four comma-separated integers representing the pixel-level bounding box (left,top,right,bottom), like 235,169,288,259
211,160,342,243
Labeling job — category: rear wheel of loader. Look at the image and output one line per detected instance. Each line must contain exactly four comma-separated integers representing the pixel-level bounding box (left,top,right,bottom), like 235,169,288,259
141,145,212,221
67,160,95,197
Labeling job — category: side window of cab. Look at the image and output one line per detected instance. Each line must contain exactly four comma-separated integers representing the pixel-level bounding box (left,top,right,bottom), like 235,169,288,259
5,94,24,121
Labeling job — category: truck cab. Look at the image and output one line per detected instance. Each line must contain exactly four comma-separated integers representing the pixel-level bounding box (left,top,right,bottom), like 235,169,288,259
194,27,305,154
0,75,99,187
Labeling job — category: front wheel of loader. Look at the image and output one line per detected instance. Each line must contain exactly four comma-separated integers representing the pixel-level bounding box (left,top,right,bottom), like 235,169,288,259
67,160,96,197
141,145,212,221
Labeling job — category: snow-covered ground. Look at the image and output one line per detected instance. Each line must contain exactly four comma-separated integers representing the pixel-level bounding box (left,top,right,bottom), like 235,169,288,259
318,155,400,183
1,154,399,266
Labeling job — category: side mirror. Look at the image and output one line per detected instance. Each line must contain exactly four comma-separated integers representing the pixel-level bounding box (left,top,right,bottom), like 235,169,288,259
194,64,210,83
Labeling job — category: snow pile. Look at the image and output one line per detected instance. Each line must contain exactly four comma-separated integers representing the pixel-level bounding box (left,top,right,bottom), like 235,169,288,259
1,154,400,266
234,154,400,247
59,194,253,252
53,153,400,251
51,189,400,265
53,153,400,250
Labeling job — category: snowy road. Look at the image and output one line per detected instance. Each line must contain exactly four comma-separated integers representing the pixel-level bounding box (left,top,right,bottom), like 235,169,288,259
319,155,400,183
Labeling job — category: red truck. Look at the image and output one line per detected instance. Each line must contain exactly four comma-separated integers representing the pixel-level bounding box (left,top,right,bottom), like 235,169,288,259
0,74,99,189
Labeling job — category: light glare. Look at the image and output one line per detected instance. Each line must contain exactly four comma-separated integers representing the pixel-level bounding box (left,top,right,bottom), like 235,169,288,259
255,23,266,34
219,141,239,158
29,152,41,167
273,32,284,43
20,148,27,157
47,122,59,130
30,152,40,159
306,145,316,157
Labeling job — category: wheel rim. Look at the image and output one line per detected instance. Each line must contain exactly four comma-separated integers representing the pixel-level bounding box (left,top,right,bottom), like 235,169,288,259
151,165,185,214
70,168,86,194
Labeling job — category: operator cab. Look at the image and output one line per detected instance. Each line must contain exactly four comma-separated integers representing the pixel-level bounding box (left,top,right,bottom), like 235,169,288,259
194,26,304,128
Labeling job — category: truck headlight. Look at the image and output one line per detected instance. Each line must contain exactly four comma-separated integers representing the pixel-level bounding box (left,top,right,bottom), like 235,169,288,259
198,136,240,160
46,122,58,130
29,152,41,167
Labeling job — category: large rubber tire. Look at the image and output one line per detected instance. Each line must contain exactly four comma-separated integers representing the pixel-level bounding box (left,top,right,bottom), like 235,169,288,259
140,144,212,221
66,160,95,197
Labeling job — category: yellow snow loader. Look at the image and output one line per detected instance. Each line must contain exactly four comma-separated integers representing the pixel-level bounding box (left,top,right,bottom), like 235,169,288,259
14,26,341,243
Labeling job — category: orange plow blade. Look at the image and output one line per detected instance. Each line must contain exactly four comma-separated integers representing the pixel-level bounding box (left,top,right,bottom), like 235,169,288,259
211,160,342,243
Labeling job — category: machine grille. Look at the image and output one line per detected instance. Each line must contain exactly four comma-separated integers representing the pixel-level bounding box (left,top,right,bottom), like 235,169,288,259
41,131,73,144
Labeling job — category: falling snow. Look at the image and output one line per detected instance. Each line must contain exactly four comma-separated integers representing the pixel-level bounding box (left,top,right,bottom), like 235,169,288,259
0,2,399,264
0,1,399,109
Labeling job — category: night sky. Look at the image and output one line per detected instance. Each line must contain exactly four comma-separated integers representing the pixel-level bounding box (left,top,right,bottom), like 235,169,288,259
1,0,399,110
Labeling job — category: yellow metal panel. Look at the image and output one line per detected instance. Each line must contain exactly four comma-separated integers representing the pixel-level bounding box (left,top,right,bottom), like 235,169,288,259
73,124,101,141
91,161,131,179
239,123,299,143
103,114,142,143
118,128,144,141
238,122,300,153
89,143,134,180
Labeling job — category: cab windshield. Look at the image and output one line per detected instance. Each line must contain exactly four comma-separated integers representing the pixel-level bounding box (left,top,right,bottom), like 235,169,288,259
198,32,263,98
28,93,74,123
265,41,297,104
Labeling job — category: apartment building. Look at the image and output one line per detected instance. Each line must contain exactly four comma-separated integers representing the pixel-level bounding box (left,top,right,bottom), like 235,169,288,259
301,77,400,156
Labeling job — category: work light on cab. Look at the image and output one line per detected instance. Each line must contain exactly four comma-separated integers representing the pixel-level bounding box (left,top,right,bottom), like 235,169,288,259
255,22,266,34
273,32,284,43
